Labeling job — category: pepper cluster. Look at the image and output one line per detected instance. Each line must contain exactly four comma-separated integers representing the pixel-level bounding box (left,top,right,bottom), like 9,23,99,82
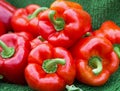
0,0,120,91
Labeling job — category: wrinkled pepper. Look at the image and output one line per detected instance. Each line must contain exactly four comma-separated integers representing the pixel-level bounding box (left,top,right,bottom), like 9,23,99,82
38,0,92,48
0,0,16,31
92,21,120,59
71,36,119,86
11,4,48,37
0,32,31,84
25,43,76,91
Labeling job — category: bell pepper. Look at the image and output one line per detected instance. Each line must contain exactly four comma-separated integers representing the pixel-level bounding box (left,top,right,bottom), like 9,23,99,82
25,43,76,91
0,32,31,84
71,36,119,86
92,21,120,58
30,36,48,49
11,4,48,37
38,1,92,48
50,0,82,14
0,0,16,31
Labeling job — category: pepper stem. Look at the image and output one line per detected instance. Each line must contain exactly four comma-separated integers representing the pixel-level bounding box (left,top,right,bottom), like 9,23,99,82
0,75,3,79
0,40,15,58
89,56,102,75
48,10,65,31
42,58,66,73
66,85,83,91
28,7,48,20
113,44,120,58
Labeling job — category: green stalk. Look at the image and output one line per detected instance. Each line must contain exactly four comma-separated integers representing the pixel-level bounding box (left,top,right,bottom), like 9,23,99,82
0,40,15,58
42,58,66,73
48,10,65,31
89,56,102,75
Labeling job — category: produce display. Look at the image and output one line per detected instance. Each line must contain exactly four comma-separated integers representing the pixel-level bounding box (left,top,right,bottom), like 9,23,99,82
0,0,120,91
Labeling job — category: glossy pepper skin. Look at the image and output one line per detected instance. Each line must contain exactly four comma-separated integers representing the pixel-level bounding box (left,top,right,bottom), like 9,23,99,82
38,0,92,48
92,21,120,58
0,0,16,31
25,43,76,91
71,36,119,86
11,4,48,38
0,32,31,84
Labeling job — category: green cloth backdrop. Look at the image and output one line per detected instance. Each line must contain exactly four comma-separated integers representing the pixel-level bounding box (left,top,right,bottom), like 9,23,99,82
0,0,120,91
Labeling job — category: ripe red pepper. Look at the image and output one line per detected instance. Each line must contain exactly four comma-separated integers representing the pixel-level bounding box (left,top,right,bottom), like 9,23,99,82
25,43,76,91
92,21,120,58
30,36,48,49
11,4,48,37
0,32,31,84
38,0,92,48
0,0,16,31
71,36,119,86
50,0,82,14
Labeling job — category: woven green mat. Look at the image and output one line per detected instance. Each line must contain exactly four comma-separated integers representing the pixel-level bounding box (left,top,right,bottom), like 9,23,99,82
1,0,120,91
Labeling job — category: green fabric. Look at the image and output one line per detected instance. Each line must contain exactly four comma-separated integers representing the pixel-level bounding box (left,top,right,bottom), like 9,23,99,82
1,0,120,91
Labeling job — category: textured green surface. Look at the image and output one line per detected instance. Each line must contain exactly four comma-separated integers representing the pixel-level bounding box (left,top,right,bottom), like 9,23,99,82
1,0,120,91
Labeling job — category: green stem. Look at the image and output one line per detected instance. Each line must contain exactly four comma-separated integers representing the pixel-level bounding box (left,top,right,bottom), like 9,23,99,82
66,85,83,91
0,40,15,58
113,44,120,58
89,56,102,75
0,75,3,79
82,32,91,38
28,7,48,20
48,10,65,31
42,58,66,73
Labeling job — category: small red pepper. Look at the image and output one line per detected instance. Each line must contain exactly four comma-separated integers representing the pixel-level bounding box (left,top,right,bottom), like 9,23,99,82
0,32,31,84
71,36,119,86
38,0,92,48
25,43,76,91
0,0,16,31
92,21,120,58
30,36,48,49
11,4,48,37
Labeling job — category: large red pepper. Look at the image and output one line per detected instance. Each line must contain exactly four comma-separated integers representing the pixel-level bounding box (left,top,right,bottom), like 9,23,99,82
71,36,119,86
0,0,16,31
25,43,76,91
38,0,92,48
92,21,120,58
0,32,31,84
11,4,48,37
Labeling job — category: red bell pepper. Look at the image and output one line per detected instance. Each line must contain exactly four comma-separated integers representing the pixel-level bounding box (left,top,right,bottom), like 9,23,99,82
11,4,48,37
50,0,82,14
25,43,76,91
92,21,120,58
71,36,119,86
0,32,31,84
38,0,92,48
30,36,48,49
0,0,16,31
